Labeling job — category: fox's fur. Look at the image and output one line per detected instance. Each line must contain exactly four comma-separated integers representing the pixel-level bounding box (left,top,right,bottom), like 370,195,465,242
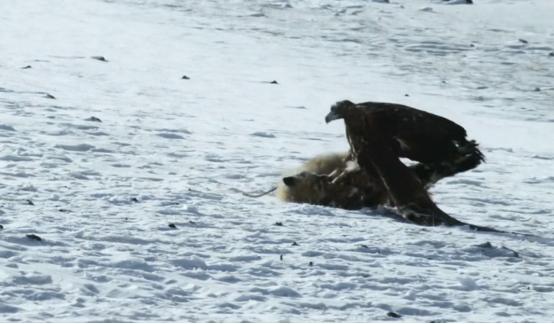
277,152,389,209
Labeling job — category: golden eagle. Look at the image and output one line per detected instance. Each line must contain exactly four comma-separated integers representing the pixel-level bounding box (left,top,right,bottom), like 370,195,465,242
325,100,485,226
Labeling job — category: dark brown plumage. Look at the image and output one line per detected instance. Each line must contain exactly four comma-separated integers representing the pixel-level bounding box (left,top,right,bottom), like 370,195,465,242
325,99,485,226
325,100,481,165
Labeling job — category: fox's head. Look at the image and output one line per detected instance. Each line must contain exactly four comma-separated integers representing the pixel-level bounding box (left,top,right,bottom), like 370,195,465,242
281,171,331,205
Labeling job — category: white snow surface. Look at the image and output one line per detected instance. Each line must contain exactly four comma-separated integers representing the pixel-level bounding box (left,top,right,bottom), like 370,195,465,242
1,0,553,322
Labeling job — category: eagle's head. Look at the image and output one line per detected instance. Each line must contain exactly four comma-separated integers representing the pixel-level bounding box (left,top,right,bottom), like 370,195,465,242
325,100,356,123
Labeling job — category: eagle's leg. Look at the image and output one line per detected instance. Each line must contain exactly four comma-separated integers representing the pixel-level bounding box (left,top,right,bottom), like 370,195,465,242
357,137,463,226
408,163,439,189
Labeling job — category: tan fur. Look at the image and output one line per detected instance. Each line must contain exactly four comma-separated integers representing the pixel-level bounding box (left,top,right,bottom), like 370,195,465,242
300,152,347,175
276,153,348,203
277,152,388,209
276,152,347,203
276,171,329,205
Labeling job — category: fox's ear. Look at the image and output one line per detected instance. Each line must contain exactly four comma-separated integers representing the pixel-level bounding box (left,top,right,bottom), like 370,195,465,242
283,176,296,187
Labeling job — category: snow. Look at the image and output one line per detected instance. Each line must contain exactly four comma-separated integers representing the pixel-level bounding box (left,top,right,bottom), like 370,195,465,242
1,0,553,321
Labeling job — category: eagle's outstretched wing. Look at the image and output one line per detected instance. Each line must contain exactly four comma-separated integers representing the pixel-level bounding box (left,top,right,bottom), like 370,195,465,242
326,100,484,166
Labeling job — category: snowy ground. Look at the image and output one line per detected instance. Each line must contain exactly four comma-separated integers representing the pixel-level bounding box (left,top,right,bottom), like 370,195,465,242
1,0,553,321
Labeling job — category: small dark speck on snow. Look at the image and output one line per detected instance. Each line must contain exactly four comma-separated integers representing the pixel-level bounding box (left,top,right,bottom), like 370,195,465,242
58,209,70,213
549,52,554,57
309,261,314,267
157,133,185,140
44,93,56,99
131,198,139,203
26,234,42,241
292,241,299,246
21,65,32,69
0,224,3,230
274,222,283,226
168,223,177,229
518,38,528,44
26,199,34,206
85,116,102,123
181,75,190,80
387,311,401,318
91,56,108,62
250,132,276,138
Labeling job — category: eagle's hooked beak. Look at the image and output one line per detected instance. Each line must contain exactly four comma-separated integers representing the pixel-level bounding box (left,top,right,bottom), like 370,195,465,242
325,105,342,123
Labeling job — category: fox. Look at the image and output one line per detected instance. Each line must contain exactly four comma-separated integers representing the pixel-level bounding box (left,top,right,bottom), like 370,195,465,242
277,141,484,211
276,152,387,209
